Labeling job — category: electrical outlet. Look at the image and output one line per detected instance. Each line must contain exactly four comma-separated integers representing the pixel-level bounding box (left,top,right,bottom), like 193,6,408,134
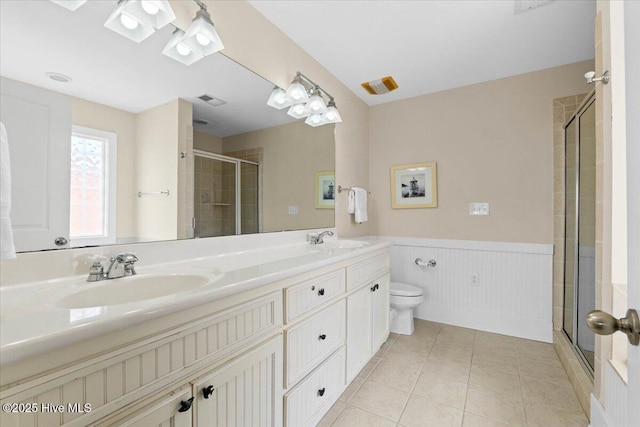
469,203,490,216
288,205,298,215
471,273,480,287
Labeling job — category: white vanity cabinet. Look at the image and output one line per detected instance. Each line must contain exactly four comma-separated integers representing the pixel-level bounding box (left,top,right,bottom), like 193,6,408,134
0,245,390,427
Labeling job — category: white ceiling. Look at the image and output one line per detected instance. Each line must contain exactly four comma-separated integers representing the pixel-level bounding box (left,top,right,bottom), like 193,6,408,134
248,0,596,106
0,0,296,137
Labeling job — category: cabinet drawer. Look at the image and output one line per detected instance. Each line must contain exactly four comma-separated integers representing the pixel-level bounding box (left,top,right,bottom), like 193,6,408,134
285,269,345,323
284,348,346,427
346,253,390,291
285,300,345,388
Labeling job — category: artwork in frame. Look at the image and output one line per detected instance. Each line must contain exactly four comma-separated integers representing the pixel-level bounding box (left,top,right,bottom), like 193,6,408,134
390,162,438,208
315,171,335,209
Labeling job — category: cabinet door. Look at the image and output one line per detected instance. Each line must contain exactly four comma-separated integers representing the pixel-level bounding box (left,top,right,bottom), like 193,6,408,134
193,336,283,427
346,285,372,382
97,387,193,427
372,274,390,352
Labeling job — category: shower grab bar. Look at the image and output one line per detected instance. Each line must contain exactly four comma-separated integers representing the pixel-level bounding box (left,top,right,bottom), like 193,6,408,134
137,189,170,198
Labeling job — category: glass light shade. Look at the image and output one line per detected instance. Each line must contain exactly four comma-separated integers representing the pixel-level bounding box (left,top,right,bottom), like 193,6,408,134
104,1,155,42
304,94,328,115
323,105,342,124
162,28,204,65
118,0,176,29
305,113,326,127
266,87,291,110
284,81,309,104
182,17,224,56
287,103,311,119
50,0,88,10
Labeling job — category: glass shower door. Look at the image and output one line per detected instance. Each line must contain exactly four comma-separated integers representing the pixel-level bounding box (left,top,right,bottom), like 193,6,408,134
194,155,237,238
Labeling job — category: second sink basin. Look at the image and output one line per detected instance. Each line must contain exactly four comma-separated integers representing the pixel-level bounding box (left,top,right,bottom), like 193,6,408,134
57,273,213,309
321,240,369,249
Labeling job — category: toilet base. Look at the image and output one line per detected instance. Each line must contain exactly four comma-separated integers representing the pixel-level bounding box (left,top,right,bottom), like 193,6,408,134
389,308,415,335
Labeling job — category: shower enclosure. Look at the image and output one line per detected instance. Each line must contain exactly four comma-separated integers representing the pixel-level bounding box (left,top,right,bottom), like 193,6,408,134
193,150,259,238
563,92,596,371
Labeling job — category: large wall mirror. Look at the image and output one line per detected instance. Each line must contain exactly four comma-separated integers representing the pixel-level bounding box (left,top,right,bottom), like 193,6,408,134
0,1,335,253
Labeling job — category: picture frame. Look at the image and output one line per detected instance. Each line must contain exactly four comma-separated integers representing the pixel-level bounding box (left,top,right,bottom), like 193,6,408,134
390,162,438,208
315,171,335,209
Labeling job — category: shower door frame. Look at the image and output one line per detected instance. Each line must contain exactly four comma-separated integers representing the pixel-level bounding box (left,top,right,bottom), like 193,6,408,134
562,90,596,376
193,149,260,236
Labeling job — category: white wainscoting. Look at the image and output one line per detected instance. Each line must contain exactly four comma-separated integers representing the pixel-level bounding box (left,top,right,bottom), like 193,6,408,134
382,236,554,342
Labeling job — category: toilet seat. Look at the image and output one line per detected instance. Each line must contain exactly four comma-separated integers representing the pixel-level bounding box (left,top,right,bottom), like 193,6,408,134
390,282,423,297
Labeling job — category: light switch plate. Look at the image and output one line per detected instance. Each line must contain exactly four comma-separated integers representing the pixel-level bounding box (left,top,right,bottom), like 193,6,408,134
288,206,298,215
469,202,490,216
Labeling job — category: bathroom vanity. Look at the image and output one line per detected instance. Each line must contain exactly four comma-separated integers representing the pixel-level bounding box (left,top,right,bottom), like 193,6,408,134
0,240,390,427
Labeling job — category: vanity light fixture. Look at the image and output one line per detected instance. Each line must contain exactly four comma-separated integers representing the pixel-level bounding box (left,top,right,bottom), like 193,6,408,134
181,0,224,57
162,27,204,65
104,0,156,43
268,71,341,127
50,0,88,11
123,0,176,30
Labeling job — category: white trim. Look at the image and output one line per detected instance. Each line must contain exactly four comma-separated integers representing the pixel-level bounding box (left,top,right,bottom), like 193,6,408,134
374,235,553,255
589,393,608,427
69,125,117,247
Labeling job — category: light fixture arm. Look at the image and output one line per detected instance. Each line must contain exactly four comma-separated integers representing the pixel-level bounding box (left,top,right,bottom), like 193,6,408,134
296,71,335,104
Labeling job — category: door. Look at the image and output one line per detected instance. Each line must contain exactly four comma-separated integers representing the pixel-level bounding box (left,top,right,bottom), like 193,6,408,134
346,285,372,382
0,77,71,251
372,274,390,352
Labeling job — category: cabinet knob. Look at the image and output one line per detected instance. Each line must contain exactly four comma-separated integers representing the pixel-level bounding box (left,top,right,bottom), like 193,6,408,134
178,397,194,413
318,288,325,296
371,285,377,292
318,334,327,340
317,387,326,397
203,385,215,399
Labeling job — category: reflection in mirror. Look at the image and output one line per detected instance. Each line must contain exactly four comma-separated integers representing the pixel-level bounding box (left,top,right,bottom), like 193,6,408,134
0,0,334,253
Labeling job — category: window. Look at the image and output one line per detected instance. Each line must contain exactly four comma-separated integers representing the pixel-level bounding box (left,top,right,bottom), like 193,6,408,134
69,126,117,247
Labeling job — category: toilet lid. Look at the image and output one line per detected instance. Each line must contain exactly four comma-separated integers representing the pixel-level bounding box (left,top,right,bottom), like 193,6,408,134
390,282,423,297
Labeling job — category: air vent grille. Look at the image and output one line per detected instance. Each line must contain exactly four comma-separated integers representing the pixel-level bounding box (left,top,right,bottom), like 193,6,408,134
197,94,226,107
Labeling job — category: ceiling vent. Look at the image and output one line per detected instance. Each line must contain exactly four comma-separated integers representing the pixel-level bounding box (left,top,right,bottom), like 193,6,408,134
515,0,555,14
197,94,226,106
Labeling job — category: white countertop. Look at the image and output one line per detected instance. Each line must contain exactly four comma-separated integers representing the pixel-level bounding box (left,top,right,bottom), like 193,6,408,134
0,239,391,365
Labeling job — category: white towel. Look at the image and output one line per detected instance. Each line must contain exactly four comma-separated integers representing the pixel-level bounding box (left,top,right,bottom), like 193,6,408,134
348,188,368,224
0,122,16,260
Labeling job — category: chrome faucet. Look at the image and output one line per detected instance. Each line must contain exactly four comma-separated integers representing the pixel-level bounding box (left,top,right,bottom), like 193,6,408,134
87,253,138,282
309,231,334,245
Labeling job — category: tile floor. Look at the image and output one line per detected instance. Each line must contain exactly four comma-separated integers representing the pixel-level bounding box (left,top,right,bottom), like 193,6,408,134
318,319,589,427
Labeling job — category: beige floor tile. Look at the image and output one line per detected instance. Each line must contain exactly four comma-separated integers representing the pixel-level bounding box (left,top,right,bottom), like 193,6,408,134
350,379,410,422
462,412,513,427
465,385,526,426
525,402,589,427
515,340,558,361
399,395,463,427
429,341,474,363
383,347,428,370
412,370,468,409
517,357,570,384
339,376,365,403
474,333,517,356
332,405,396,427
436,331,476,349
471,349,519,375
392,334,436,354
358,357,382,379
521,376,583,413
368,360,421,392
423,358,471,384
469,365,522,396
375,338,396,357
317,400,346,427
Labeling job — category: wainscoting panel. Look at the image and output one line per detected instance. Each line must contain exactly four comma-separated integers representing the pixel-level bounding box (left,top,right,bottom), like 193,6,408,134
385,237,553,342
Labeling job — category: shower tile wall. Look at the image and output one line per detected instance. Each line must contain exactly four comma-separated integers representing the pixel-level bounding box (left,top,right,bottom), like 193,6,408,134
194,156,235,238
226,148,263,233
221,161,237,236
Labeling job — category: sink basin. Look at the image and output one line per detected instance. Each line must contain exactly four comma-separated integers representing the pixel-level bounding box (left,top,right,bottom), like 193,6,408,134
56,274,212,309
321,240,369,249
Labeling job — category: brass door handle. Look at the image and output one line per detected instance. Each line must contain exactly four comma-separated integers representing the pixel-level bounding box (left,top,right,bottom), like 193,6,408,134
586,309,640,345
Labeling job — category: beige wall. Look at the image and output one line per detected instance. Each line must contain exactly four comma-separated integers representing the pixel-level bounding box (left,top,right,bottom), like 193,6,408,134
223,121,334,232
135,99,181,241
368,60,594,244
194,130,223,153
71,98,136,240
199,0,370,237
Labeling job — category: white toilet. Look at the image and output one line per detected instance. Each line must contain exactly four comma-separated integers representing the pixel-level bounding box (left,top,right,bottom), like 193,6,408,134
389,282,425,335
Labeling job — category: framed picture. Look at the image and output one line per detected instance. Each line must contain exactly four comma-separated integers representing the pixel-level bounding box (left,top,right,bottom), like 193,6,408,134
315,171,335,209
390,162,438,208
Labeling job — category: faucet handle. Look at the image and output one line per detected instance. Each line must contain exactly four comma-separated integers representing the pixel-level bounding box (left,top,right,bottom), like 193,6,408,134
87,262,104,282
116,253,138,263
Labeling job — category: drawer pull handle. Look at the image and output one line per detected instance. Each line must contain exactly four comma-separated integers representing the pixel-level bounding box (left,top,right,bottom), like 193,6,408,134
317,388,326,397
318,288,325,296
203,385,215,399
371,284,379,292
318,334,327,340
178,397,194,413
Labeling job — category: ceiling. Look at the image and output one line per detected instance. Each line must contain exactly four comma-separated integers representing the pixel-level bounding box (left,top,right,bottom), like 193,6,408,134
248,0,596,106
0,0,296,137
